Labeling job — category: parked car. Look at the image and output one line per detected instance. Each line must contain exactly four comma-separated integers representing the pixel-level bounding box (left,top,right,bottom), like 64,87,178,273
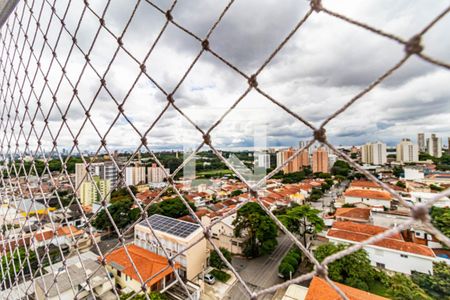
204,273,216,285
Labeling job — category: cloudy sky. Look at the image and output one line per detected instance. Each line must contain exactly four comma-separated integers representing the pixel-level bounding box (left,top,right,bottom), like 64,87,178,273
1,0,449,155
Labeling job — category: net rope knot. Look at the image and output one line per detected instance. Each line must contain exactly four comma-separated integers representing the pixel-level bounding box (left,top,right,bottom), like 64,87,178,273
405,35,423,54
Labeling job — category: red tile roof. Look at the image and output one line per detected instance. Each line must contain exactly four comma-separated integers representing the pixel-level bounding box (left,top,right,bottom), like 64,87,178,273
350,180,381,189
328,222,435,257
344,189,392,201
335,208,371,221
105,245,179,287
305,277,389,300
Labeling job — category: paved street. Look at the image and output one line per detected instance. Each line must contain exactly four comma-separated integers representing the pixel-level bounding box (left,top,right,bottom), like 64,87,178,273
310,181,348,216
227,234,292,300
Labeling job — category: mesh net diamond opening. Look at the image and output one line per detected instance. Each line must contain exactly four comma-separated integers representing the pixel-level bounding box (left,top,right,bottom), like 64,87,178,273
0,0,449,300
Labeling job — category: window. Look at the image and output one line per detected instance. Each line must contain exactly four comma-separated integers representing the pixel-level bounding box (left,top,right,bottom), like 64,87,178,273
400,254,408,258
232,241,238,246
117,270,121,277
376,263,385,269
415,231,421,237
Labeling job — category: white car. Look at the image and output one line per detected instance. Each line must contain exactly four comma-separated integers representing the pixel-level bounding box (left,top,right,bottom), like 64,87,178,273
204,273,216,285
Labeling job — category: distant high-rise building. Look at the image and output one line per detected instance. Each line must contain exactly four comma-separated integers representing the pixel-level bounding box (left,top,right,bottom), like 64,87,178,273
80,176,111,205
256,153,271,169
396,139,418,163
125,166,147,186
299,140,308,150
148,163,170,183
418,133,425,152
312,147,329,173
75,161,119,196
361,142,387,165
427,134,442,158
276,148,309,174
447,137,450,154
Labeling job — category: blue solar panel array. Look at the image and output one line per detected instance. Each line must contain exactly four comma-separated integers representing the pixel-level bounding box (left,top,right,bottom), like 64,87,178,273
140,214,200,238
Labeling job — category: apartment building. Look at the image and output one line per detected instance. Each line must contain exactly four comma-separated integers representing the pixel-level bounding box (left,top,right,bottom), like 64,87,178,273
124,165,146,186
312,147,329,173
427,133,442,158
147,163,170,183
257,153,271,169
75,161,118,196
276,148,309,174
134,214,207,280
418,133,425,152
361,142,387,165
79,176,111,205
396,138,418,163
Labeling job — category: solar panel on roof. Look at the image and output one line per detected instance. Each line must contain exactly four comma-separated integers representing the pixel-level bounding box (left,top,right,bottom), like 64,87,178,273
140,214,200,238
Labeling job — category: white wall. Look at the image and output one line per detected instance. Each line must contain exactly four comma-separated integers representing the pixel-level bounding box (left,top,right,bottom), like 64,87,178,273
328,237,434,275
344,196,391,208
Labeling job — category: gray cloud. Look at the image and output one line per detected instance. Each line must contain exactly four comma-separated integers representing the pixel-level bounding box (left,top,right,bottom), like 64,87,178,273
2,0,449,154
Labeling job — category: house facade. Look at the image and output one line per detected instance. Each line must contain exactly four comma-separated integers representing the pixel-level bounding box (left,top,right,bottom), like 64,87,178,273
134,214,207,281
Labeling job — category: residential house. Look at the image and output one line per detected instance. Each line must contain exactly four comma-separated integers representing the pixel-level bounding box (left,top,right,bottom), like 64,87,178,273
303,276,389,300
134,214,207,281
334,207,371,223
343,189,392,210
105,245,179,294
327,221,436,275
34,259,114,300
32,225,91,251
201,213,246,255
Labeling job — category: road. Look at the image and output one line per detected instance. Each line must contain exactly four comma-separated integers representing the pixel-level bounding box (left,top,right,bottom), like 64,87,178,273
227,234,292,300
310,180,348,216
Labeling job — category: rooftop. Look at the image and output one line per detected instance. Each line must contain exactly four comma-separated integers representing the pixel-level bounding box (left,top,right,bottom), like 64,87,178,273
344,189,392,201
105,244,179,287
305,276,389,300
328,222,435,257
139,214,201,238
35,259,109,297
335,208,371,221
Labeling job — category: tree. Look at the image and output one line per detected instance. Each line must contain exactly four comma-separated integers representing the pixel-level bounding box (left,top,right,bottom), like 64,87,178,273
1,248,38,288
331,160,351,177
278,205,324,246
392,166,404,178
314,243,375,291
430,207,450,237
147,198,196,219
412,262,450,299
210,247,232,270
396,181,406,188
388,274,431,300
309,188,323,202
230,189,243,197
233,202,278,258
430,184,444,192
92,199,140,231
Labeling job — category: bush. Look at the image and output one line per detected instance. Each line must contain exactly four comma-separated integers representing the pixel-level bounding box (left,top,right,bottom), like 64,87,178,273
282,255,298,267
278,262,295,279
210,269,231,283
210,247,232,270
278,248,302,279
